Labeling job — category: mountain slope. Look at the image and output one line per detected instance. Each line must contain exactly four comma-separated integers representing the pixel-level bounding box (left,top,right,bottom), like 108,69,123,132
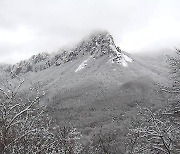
3,31,135,77
0,32,171,135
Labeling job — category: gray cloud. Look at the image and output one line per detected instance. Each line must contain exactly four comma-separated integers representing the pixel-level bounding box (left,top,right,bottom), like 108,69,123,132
0,0,180,63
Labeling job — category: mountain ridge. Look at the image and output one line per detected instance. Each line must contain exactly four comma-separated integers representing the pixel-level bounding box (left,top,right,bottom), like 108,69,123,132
0,32,172,144
2,32,133,78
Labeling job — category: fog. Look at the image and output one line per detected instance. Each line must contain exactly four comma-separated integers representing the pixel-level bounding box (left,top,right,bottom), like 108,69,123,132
0,0,180,63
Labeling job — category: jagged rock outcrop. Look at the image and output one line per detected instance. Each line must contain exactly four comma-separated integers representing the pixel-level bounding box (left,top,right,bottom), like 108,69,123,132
54,31,123,64
72,32,121,58
3,31,131,77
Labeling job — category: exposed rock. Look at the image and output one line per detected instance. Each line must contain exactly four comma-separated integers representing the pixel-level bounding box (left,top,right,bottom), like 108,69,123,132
3,32,132,76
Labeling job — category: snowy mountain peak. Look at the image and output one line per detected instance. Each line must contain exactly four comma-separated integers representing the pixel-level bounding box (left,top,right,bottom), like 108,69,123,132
74,32,133,72
3,31,133,76
72,32,121,58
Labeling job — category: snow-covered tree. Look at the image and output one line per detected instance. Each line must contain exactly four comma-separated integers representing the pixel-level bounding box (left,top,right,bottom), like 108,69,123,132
0,76,83,153
126,49,180,154
126,105,180,154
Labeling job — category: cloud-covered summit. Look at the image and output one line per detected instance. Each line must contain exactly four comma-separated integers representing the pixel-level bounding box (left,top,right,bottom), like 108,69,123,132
0,0,180,63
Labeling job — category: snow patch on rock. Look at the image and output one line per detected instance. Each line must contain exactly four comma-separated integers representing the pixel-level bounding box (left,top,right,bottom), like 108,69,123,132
109,53,133,67
121,59,128,67
121,54,132,67
75,57,91,72
109,44,117,53
123,54,132,63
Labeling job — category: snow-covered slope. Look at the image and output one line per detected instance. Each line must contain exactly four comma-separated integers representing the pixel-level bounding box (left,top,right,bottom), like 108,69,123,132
2,31,134,78
75,57,91,72
0,31,171,136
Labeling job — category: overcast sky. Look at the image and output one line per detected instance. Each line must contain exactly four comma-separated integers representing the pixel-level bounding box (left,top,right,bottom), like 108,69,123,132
0,0,180,64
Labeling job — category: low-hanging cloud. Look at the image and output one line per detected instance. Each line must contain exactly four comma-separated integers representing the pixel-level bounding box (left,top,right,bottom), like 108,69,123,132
0,0,180,64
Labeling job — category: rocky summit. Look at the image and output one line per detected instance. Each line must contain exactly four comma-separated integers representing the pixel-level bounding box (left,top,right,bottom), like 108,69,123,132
0,30,174,154
3,32,134,78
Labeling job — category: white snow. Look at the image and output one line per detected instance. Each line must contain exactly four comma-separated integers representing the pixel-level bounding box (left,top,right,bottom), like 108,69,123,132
109,44,121,57
75,57,91,72
75,60,88,72
121,54,133,67
122,59,128,67
109,44,117,52
109,53,133,67
123,54,133,63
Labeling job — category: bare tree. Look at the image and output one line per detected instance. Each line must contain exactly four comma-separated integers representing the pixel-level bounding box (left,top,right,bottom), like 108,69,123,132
0,76,83,154
126,49,180,154
0,76,56,153
126,105,180,154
